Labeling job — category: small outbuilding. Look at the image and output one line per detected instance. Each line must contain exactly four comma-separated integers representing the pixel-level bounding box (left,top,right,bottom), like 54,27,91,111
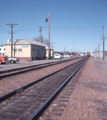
0,45,5,56
45,45,54,59
5,38,46,61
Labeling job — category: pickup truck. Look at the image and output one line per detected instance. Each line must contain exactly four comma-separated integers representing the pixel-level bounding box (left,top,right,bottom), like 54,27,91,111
0,55,19,64
8,57,19,63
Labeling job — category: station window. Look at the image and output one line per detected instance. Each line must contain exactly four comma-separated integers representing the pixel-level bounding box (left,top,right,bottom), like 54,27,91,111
13,49,17,52
18,49,22,52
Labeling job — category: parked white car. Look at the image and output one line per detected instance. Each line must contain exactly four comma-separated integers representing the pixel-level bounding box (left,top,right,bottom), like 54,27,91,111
63,54,71,58
54,54,63,59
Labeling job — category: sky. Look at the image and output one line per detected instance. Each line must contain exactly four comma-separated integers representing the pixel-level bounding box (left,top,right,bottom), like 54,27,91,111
0,0,107,53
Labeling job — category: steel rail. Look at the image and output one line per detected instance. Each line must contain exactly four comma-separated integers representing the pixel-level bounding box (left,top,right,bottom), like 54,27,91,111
0,57,84,79
28,58,88,120
0,58,85,103
0,56,83,74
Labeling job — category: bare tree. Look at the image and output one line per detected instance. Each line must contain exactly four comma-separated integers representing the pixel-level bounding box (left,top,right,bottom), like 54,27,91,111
33,35,49,46
44,38,49,46
33,35,44,43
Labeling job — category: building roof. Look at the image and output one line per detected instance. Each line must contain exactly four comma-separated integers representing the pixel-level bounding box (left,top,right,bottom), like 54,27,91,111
5,38,46,47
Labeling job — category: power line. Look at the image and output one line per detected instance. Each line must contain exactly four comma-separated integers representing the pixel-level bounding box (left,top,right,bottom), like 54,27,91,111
0,26,8,29
49,26,102,29
0,26,107,33
0,31,9,33
16,31,32,38
15,27,39,32
14,26,105,32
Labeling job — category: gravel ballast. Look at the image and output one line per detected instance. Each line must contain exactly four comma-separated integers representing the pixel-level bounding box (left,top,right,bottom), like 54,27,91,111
59,57,107,120
40,57,107,120
0,58,82,96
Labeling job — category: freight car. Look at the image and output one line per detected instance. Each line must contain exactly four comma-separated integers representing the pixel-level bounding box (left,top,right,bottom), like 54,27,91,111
87,52,90,57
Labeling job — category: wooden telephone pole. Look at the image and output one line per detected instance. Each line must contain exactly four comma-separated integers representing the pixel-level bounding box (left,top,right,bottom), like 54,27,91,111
39,27,42,43
6,23,18,58
101,26,107,60
46,14,50,59
49,14,50,59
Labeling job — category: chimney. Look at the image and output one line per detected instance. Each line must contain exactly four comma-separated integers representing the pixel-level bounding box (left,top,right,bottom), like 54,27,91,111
7,39,10,42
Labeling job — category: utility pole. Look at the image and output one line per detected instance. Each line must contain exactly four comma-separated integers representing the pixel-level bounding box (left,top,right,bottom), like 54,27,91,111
96,47,98,58
6,23,18,58
51,42,55,59
46,14,50,59
49,14,50,59
98,44,100,58
95,49,97,58
51,42,55,49
73,42,74,52
39,27,42,43
102,26,105,60
63,47,66,52
51,43,54,49
101,26,107,60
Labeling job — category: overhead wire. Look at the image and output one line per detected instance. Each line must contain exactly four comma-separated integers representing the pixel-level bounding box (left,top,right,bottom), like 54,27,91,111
0,31,9,33
15,27,39,32
14,26,104,32
16,31,33,39
0,26,106,35
49,26,102,29
0,26,106,33
0,26,8,29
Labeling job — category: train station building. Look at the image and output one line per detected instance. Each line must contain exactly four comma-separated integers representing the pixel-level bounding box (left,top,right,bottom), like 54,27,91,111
5,38,47,61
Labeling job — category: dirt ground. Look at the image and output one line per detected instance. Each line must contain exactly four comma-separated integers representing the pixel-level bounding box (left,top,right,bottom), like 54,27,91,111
40,57,107,120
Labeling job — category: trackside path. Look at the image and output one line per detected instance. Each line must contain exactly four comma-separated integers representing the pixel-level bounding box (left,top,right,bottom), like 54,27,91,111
40,57,107,120
60,57,107,120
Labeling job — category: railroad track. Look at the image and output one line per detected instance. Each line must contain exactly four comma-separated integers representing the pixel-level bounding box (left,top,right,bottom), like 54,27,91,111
0,57,88,120
0,57,83,78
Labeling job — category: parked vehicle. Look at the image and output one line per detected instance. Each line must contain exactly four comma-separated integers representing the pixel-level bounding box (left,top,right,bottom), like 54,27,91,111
87,52,90,57
0,55,8,64
0,55,19,64
63,54,71,58
70,55,73,57
8,57,19,63
54,54,63,59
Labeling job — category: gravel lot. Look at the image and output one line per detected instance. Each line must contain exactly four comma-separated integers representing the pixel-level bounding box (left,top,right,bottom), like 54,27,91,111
0,58,82,96
40,57,107,120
